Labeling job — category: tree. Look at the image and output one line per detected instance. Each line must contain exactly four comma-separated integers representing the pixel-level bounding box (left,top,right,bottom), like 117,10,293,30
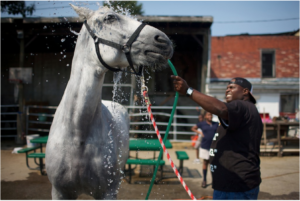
103,1,144,16
1,1,35,18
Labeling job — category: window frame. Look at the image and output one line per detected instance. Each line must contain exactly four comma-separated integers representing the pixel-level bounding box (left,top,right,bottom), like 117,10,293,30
261,49,276,78
279,93,299,114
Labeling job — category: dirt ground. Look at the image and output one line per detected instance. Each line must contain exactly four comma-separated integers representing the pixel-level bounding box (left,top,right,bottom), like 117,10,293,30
1,140,299,200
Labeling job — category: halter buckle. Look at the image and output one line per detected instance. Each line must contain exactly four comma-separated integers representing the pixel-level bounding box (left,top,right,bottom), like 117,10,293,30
122,45,130,53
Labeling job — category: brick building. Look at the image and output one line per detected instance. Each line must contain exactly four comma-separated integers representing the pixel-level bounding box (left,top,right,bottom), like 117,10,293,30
207,30,299,119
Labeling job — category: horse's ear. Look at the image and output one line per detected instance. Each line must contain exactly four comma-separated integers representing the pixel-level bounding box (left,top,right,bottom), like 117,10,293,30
70,4,93,20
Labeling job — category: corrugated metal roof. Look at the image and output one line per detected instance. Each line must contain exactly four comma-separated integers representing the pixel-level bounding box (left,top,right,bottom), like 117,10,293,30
1,15,213,24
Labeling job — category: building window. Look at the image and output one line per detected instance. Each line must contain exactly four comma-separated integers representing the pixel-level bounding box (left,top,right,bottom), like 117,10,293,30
261,50,275,78
280,94,299,118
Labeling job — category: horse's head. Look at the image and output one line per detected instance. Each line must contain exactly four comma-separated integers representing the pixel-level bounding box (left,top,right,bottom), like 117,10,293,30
71,4,173,73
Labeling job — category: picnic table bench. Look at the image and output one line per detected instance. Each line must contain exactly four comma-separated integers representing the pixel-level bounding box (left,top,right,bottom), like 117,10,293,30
125,139,172,183
17,136,190,181
17,145,46,175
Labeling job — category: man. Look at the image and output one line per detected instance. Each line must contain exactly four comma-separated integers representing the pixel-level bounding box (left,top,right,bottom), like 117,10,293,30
171,76,262,200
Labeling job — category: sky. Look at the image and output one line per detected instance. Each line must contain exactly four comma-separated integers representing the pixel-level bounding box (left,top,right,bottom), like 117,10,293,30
1,1,299,36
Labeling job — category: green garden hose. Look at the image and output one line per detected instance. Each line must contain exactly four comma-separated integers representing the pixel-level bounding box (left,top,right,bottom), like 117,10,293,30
145,60,179,200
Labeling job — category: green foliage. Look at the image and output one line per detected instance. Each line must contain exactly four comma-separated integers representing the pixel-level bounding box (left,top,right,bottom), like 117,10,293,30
1,1,35,18
103,1,144,16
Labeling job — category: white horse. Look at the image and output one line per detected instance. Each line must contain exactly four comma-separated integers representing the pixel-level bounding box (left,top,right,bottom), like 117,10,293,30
45,4,173,200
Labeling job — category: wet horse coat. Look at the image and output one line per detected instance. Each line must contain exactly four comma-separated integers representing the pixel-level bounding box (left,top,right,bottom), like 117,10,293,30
45,4,173,199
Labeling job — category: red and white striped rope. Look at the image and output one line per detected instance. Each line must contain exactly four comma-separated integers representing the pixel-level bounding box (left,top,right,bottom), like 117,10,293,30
142,90,197,200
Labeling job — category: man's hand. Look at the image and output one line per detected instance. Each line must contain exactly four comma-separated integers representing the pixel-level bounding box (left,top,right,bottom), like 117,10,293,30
170,75,189,95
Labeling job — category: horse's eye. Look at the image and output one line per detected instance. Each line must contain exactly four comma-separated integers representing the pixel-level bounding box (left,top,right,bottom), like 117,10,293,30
104,14,116,23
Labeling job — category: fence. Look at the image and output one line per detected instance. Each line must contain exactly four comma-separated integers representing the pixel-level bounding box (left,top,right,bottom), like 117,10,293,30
24,105,201,142
25,105,57,136
126,106,200,141
1,105,20,138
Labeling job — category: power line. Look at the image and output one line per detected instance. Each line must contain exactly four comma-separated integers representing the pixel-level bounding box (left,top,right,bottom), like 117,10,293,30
35,6,74,10
215,18,299,23
34,3,99,11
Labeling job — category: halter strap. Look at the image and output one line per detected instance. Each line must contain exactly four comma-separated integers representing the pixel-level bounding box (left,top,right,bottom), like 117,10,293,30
84,20,146,76
124,23,146,74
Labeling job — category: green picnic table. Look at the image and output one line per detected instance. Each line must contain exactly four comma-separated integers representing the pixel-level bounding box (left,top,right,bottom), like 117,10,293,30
29,136,173,181
30,136,172,150
30,136,48,144
129,139,172,150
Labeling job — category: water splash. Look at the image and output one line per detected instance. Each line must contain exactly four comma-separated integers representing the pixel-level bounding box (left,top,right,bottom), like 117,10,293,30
70,27,80,36
105,0,138,21
111,71,123,109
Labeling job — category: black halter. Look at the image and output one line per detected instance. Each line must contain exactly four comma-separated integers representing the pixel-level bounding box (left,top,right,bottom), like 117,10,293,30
84,20,146,76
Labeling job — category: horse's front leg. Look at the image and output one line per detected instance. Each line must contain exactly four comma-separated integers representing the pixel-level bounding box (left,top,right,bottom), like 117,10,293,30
51,185,78,200
92,182,120,200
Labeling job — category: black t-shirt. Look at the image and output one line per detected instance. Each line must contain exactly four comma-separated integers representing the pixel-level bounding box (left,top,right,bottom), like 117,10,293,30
209,100,263,192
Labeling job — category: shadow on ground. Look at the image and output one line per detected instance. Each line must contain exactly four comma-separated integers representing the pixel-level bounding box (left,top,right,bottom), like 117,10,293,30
1,169,299,200
1,172,52,199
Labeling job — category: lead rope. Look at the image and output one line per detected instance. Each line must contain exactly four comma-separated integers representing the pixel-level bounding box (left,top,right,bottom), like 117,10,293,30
140,74,197,200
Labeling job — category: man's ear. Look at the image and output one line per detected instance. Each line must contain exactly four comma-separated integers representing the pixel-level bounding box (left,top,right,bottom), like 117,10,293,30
243,88,250,96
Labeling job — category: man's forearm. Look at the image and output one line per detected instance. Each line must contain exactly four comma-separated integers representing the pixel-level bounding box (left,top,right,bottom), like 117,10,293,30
170,75,228,119
190,90,228,120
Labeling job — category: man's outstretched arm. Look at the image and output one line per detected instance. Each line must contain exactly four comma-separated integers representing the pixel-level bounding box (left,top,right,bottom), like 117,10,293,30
171,75,228,120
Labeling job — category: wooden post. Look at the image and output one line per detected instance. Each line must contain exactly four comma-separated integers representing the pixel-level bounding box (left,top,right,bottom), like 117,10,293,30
277,123,282,157
16,23,25,144
263,108,267,152
201,30,209,94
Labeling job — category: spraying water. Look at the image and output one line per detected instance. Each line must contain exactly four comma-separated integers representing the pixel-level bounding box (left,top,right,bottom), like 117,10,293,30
112,71,123,107
70,27,80,36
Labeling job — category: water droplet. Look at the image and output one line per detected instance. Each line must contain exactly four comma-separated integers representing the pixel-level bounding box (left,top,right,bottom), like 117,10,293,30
43,26,47,29
46,80,48,82
66,64,69,66
60,52,63,54
90,192,92,195
61,38,65,42
52,30,55,32
63,55,66,59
